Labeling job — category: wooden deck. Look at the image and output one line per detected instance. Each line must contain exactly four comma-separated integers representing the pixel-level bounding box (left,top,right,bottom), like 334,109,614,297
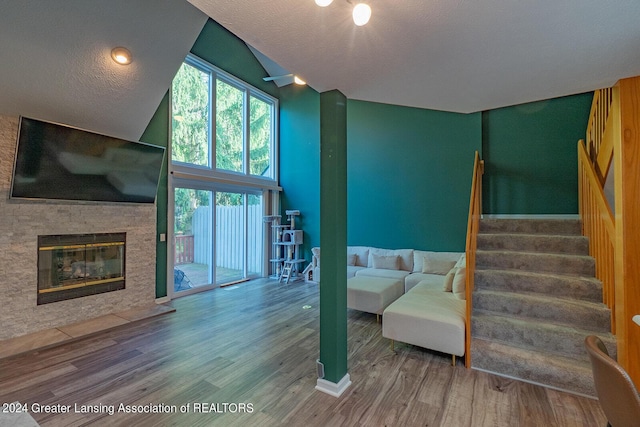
0,278,606,426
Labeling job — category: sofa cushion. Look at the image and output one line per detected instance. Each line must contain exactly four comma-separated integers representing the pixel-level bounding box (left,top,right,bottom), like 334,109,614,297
407,279,447,294
371,254,400,270
347,253,357,266
413,251,464,273
443,268,456,292
368,248,414,272
347,265,367,279
422,255,457,275
356,268,410,281
347,246,370,267
452,267,466,299
404,273,444,292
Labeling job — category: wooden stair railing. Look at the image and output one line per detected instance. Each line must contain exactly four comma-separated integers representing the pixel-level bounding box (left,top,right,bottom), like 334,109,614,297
579,76,640,388
586,87,614,184
578,138,616,332
465,151,483,368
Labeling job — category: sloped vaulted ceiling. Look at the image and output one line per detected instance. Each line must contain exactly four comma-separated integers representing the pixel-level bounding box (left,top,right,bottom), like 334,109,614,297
0,0,207,141
188,0,640,113
1,0,639,142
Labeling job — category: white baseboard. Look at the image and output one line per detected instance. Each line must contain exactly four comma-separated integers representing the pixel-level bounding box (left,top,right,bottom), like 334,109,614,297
315,373,352,397
483,214,580,220
155,296,171,304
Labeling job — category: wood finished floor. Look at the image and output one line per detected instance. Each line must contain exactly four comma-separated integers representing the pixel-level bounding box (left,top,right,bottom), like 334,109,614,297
0,279,607,427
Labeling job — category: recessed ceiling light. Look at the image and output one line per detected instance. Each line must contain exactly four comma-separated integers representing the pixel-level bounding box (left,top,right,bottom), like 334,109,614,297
111,47,132,65
315,0,333,6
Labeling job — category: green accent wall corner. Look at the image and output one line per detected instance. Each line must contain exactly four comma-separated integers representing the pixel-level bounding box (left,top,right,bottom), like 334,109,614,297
347,100,482,252
140,91,170,298
482,92,593,215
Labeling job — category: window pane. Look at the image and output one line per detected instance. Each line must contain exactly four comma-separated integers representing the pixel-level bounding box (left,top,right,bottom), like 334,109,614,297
174,188,212,290
216,80,244,173
171,63,210,167
216,191,244,284
249,96,272,177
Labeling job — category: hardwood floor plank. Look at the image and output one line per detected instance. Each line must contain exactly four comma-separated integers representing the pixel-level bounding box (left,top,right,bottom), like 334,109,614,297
0,278,606,426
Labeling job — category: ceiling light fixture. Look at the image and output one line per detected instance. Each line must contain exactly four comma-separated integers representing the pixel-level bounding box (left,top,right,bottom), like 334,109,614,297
315,0,371,26
111,47,132,65
263,74,307,86
352,3,371,26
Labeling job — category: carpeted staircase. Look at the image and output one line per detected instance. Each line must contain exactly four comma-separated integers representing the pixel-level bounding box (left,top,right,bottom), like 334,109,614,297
471,218,616,397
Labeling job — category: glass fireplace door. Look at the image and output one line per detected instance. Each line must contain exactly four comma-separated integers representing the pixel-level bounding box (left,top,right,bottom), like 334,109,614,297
37,233,125,304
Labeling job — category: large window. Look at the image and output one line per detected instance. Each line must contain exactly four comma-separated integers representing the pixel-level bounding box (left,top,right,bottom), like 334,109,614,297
171,55,277,181
169,54,279,296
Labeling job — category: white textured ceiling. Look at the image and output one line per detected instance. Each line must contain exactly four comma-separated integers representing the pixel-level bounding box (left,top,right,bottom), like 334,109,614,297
0,0,207,141
189,0,640,113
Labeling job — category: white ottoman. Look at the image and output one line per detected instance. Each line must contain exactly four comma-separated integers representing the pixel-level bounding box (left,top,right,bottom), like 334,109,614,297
382,289,466,359
347,276,404,317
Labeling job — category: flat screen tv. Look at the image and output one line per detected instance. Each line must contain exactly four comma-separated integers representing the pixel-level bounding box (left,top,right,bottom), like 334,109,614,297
10,117,165,204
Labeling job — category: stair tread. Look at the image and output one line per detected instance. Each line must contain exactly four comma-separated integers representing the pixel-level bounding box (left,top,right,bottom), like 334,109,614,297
471,338,595,396
473,289,611,332
474,288,608,309
473,310,615,337
475,267,601,282
477,249,593,259
472,310,617,357
479,218,582,236
472,337,592,369
477,233,589,254
475,250,595,277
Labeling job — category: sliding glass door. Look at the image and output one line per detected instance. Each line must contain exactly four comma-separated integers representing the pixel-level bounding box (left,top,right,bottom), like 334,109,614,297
172,185,264,295
215,191,244,285
173,188,213,291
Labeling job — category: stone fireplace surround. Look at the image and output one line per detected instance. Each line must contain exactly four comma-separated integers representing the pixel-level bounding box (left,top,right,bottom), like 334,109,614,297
0,116,158,341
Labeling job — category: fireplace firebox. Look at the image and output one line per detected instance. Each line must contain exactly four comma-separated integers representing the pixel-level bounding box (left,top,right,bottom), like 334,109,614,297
37,233,126,305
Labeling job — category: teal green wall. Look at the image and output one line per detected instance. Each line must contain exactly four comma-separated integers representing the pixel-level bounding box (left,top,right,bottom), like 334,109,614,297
347,100,482,252
281,97,483,254
482,93,593,214
140,92,169,298
279,85,320,261
191,20,279,99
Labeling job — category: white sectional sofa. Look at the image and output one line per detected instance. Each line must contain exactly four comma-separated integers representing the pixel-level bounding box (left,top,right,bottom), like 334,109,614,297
308,246,467,361
309,246,463,290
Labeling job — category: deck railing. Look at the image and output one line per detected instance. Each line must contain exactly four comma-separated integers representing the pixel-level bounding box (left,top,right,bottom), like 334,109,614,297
465,151,484,368
174,234,194,265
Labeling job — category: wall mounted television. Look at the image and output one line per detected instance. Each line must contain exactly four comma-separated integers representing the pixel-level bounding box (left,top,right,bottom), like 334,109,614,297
10,117,165,204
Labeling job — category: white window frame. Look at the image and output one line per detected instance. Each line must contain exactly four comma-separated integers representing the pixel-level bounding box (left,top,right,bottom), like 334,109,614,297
170,54,280,192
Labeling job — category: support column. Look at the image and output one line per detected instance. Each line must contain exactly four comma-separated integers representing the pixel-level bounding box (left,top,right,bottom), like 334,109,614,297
315,90,351,397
